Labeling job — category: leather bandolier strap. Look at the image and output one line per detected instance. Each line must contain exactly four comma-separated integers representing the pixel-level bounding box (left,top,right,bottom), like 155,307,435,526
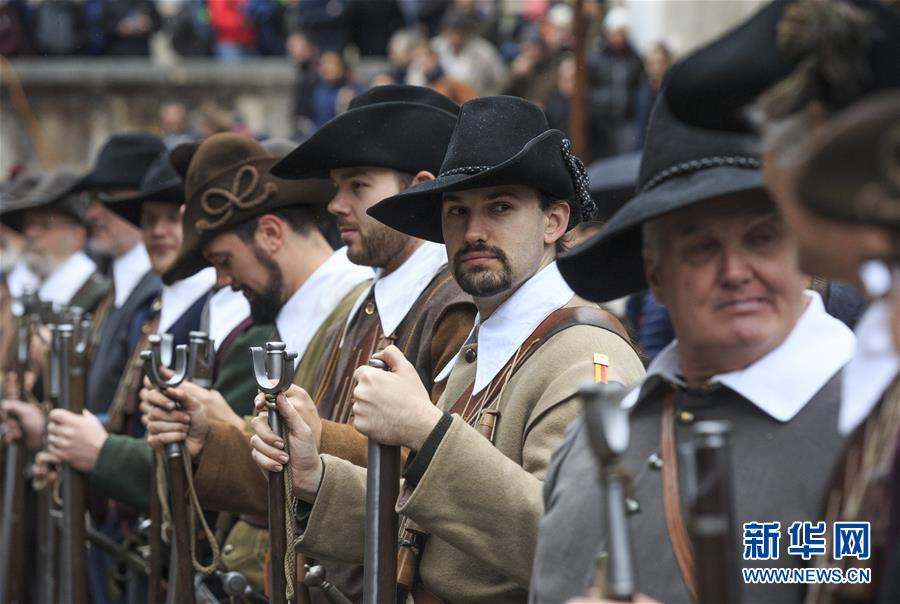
408,305,632,603
660,391,698,602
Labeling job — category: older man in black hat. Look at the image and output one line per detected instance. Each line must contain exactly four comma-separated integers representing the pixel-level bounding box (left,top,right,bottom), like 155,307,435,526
664,0,899,309
528,92,857,604
74,133,168,418
249,95,644,603
0,170,110,314
663,5,900,600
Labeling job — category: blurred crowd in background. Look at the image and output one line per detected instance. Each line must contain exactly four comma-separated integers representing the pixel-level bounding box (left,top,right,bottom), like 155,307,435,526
0,0,673,162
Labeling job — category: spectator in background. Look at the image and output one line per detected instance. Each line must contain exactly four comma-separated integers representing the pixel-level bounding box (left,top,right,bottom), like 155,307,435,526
432,9,508,95
168,0,214,57
304,51,360,130
103,0,161,56
634,43,673,148
369,72,397,88
245,0,286,55
288,30,320,140
544,53,575,135
587,6,644,159
543,2,575,54
350,0,404,57
159,100,197,149
408,39,477,104
198,100,234,139
209,0,257,60
387,29,421,84
287,0,351,53
502,26,560,106
0,0,30,56
451,0,500,44
396,0,450,36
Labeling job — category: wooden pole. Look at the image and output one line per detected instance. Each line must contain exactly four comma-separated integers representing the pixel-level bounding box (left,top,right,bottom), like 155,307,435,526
571,0,589,159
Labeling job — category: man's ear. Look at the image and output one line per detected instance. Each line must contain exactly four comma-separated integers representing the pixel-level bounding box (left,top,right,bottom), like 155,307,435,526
412,170,435,186
543,200,570,246
255,214,285,255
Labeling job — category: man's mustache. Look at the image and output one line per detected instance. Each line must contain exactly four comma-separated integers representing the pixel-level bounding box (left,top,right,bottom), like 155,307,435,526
454,242,509,266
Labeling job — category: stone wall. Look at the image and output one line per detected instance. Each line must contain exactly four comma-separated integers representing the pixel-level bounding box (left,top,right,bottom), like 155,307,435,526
0,57,386,174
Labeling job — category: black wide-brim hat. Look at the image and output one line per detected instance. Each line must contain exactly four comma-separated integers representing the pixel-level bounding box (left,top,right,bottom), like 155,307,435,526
588,151,641,221
101,152,184,228
557,93,764,302
664,0,900,132
163,133,335,284
271,85,460,180
368,95,595,243
1,170,88,232
74,132,167,192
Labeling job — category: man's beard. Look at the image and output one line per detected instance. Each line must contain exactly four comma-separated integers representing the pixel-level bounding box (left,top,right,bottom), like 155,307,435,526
346,221,411,269
245,244,284,324
452,242,513,297
22,250,63,279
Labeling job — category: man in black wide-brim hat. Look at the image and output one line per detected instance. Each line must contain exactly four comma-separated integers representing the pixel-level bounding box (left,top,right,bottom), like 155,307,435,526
529,91,857,603
250,95,645,603
663,2,900,601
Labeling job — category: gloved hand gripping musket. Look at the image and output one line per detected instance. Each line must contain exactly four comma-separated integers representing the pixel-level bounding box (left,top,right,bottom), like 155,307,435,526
144,334,196,604
58,323,90,604
684,421,740,604
580,381,637,601
363,357,400,604
250,341,297,604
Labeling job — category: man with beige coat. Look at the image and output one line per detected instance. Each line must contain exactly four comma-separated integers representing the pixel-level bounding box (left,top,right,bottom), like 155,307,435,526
250,96,645,603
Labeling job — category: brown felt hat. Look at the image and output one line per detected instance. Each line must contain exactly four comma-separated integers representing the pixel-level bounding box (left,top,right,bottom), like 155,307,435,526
162,133,335,284
795,91,900,228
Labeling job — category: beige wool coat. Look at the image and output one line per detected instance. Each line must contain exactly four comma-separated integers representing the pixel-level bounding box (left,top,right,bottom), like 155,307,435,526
298,297,645,603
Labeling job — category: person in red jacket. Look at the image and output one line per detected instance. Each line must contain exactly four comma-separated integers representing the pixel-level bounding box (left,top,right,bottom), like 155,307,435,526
209,0,256,60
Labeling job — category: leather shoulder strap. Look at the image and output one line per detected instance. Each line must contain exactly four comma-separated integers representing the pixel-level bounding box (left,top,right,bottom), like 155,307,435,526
447,305,633,417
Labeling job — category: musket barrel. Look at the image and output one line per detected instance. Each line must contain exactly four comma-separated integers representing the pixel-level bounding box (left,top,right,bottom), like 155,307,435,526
267,401,289,604
0,313,32,603
58,324,89,604
37,324,62,604
363,357,399,604
689,421,740,604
